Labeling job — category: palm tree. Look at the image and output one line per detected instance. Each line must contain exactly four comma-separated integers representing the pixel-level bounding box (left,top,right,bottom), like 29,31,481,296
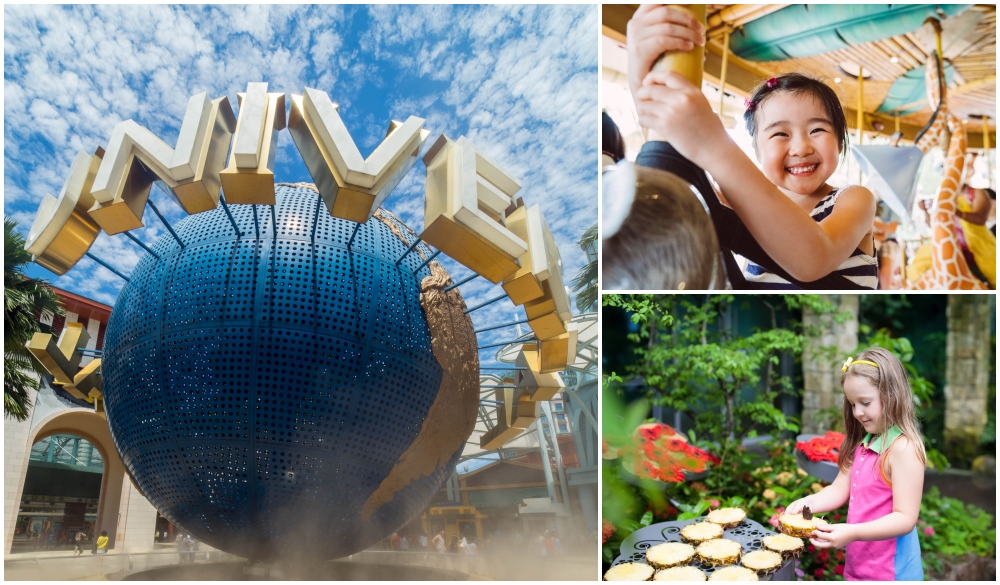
570,224,597,313
5,217,62,421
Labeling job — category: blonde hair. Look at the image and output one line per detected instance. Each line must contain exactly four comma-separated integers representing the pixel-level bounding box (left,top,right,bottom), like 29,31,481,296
603,166,722,290
837,347,927,474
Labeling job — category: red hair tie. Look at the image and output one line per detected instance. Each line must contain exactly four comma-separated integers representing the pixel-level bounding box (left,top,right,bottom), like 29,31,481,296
744,97,754,111
766,77,778,89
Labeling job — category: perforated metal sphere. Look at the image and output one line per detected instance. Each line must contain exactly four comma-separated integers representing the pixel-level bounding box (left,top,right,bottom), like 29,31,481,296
102,185,460,561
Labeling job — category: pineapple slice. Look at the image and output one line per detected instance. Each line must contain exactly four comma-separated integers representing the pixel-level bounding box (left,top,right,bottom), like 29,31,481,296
740,550,783,575
761,533,805,558
645,542,696,569
708,566,759,581
778,513,828,538
604,562,655,581
680,522,723,544
705,508,746,529
696,538,742,567
654,566,707,581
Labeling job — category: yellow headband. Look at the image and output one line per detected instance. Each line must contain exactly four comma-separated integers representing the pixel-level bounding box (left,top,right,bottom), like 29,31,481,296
842,356,879,372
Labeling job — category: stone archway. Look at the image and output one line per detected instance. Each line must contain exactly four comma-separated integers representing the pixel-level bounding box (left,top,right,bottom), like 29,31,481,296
6,410,125,554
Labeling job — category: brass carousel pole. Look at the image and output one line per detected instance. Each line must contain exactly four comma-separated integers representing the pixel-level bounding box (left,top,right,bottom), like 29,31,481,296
857,66,864,183
983,115,992,188
718,25,731,121
647,4,707,142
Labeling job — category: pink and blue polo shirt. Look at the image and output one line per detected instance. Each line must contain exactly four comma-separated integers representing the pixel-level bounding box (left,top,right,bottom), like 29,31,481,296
844,426,923,581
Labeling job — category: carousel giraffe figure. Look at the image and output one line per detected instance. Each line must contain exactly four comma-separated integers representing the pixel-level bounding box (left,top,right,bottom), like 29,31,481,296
908,19,987,290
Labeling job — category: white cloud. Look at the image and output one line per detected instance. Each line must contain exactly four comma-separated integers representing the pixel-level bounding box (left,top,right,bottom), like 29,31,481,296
5,4,597,315
311,30,343,67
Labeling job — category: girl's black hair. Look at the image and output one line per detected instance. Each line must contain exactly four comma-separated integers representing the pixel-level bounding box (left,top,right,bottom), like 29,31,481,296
743,73,849,160
602,111,626,163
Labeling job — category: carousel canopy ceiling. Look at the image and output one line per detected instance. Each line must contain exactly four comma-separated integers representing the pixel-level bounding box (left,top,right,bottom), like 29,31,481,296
729,4,969,62
877,61,957,116
602,4,997,143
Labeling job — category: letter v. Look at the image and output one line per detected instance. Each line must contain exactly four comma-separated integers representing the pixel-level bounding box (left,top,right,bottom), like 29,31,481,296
288,87,429,223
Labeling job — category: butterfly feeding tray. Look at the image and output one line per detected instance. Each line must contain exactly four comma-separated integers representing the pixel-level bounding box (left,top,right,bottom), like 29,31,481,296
611,516,795,581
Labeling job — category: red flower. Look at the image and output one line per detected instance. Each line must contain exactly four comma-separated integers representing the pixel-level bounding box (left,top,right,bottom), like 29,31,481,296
834,564,845,576
628,424,718,483
817,549,829,563
796,431,846,463
640,460,658,479
833,513,841,521
602,519,616,543
709,499,721,508
638,423,677,442
659,463,686,483
807,545,816,553
814,568,825,578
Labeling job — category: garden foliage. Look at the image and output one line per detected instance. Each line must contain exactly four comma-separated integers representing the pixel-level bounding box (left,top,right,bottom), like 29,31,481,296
601,294,996,580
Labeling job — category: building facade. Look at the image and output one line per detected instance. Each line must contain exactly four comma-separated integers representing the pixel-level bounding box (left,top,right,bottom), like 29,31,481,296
4,288,159,556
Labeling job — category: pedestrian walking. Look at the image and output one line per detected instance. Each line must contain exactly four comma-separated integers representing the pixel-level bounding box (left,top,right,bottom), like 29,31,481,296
74,530,85,556
431,530,446,553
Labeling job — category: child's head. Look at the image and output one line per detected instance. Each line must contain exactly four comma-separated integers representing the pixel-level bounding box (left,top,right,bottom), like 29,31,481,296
837,347,926,472
603,164,722,290
743,74,849,196
602,111,626,168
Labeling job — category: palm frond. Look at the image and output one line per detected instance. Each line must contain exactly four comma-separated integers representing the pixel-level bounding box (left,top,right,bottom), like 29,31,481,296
571,223,598,313
4,216,64,421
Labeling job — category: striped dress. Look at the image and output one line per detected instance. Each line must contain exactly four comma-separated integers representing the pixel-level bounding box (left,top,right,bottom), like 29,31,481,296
742,188,878,289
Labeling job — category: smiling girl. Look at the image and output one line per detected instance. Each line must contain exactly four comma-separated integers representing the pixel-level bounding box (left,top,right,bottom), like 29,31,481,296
787,348,926,581
627,5,877,289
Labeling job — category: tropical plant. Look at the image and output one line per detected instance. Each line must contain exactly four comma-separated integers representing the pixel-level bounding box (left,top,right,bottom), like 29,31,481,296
4,217,62,421
570,224,597,312
602,294,995,579
617,295,821,444
917,486,996,576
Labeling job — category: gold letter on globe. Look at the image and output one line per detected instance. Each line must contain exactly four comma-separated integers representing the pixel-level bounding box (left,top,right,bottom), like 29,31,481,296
422,135,527,283
288,87,429,223
24,322,89,389
220,83,286,205
89,93,236,234
24,148,104,275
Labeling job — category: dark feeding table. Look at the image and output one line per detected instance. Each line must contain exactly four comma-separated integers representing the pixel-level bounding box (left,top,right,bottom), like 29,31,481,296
611,516,796,581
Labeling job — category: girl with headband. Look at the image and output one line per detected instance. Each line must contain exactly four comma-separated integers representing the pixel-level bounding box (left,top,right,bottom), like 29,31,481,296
787,348,926,580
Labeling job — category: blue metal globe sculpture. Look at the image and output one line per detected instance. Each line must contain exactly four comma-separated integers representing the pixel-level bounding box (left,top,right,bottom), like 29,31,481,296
102,185,463,561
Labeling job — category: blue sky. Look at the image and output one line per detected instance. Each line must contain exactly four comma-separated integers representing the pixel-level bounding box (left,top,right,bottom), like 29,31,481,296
4,4,598,367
